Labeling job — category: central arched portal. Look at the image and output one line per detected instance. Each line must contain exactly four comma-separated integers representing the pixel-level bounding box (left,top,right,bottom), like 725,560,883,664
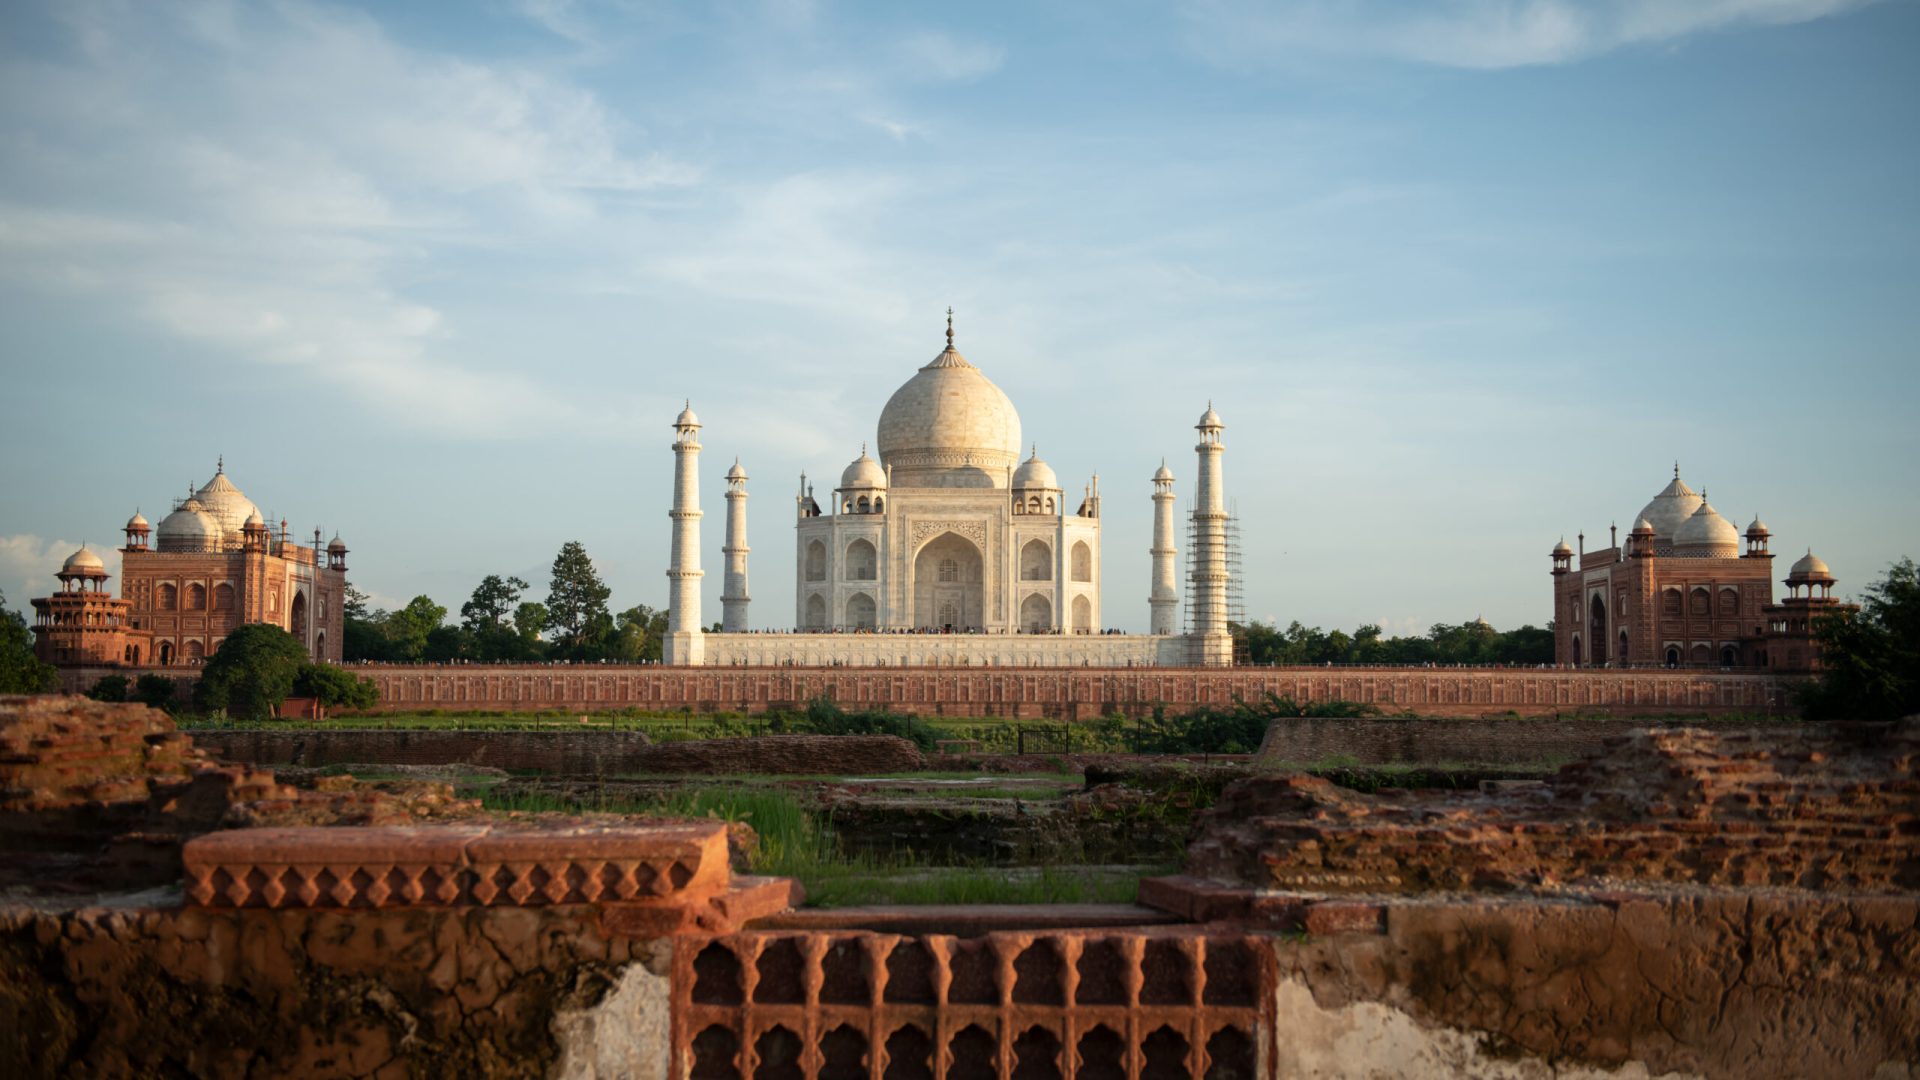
913,532,984,631
1587,594,1608,667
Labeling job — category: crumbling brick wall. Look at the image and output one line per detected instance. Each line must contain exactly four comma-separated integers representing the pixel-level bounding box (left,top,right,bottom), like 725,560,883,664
1188,722,1919,895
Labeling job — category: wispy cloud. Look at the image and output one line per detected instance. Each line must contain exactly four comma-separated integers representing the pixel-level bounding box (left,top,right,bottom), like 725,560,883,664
897,31,1007,82
0,534,119,615
0,0,696,437
1182,0,1884,69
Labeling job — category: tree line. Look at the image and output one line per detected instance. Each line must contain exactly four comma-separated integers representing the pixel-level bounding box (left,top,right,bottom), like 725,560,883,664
1235,618,1555,666
344,541,671,664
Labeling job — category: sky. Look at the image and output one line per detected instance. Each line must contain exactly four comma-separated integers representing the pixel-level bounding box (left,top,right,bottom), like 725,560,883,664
1,0,1915,637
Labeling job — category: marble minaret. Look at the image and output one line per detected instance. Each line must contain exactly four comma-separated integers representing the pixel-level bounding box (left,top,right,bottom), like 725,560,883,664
721,459,750,632
1149,460,1179,635
664,402,705,665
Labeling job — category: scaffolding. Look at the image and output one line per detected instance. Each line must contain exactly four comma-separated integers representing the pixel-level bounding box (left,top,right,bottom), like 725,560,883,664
1182,498,1246,660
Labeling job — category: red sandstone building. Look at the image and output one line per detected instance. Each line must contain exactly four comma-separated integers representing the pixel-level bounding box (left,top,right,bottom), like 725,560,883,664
31,462,347,668
1551,467,1850,670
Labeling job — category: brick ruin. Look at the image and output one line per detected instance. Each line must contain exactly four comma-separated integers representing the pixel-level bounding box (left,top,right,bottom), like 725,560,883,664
2,694,1915,1078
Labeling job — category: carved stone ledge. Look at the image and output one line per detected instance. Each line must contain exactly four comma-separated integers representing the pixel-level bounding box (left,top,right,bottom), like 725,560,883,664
183,821,731,910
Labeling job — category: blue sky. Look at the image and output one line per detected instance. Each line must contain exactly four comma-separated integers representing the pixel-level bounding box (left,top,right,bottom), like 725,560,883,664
1,0,1914,635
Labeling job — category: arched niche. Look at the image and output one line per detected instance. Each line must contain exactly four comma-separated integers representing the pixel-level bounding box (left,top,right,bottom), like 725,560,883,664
912,532,983,631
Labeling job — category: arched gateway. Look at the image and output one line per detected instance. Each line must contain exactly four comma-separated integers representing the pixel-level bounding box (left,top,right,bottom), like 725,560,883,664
913,532,983,630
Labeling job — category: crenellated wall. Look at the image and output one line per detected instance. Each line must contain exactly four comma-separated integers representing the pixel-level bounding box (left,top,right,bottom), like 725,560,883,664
338,665,1785,719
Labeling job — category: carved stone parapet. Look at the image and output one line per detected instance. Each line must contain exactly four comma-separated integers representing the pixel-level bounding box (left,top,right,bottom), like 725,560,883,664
183,821,731,910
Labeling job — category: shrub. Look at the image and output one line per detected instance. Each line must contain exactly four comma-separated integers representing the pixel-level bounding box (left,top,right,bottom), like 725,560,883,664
133,674,178,708
87,675,130,702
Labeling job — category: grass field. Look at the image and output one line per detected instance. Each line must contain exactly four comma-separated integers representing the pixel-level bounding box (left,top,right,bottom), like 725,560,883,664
472,781,1161,906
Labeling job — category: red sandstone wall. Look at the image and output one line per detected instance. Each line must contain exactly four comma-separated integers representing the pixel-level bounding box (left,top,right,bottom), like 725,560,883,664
349,665,1788,719
58,664,1790,718
192,731,926,777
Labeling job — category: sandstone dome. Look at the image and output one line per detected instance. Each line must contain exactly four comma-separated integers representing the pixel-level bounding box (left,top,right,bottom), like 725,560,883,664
192,467,259,539
156,500,220,552
1012,447,1059,490
61,547,106,575
1634,470,1704,544
1790,550,1834,583
1673,501,1740,556
875,343,1021,485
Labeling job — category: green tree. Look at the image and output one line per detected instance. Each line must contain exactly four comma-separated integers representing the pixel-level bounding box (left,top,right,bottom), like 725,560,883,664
610,604,669,662
543,542,613,657
342,585,391,662
87,674,129,701
385,595,448,662
0,590,57,693
513,601,549,660
424,624,472,662
194,624,310,719
462,575,529,661
1799,557,1920,722
293,664,379,710
134,674,178,709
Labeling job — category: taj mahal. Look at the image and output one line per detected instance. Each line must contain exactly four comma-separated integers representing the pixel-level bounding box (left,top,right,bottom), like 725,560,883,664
660,315,1233,667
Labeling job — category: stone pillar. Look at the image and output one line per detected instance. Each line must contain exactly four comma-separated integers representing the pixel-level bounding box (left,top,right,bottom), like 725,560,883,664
1149,462,1179,635
1190,404,1232,665
721,459,750,633
664,403,705,665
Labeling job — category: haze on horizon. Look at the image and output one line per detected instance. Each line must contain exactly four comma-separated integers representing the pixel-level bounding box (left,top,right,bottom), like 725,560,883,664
1,0,1914,638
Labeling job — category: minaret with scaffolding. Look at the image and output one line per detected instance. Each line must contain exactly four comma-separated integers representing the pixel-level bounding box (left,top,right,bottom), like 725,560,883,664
1186,403,1234,665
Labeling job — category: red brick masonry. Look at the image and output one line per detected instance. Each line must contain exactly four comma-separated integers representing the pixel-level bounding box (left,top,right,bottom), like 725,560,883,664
1177,721,1919,902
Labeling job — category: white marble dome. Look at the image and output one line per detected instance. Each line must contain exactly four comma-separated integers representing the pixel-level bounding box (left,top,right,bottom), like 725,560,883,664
156,499,220,552
1673,501,1740,556
1012,447,1058,490
1634,470,1704,543
193,468,259,539
840,446,886,489
875,343,1022,483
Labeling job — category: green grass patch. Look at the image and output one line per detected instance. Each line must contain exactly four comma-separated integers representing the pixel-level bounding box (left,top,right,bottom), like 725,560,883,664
475,783,1165,907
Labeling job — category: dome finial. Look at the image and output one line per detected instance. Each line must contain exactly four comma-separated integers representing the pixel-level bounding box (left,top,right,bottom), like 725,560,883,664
945,306,954,347
216,454,224,474
1673,460,1680,479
